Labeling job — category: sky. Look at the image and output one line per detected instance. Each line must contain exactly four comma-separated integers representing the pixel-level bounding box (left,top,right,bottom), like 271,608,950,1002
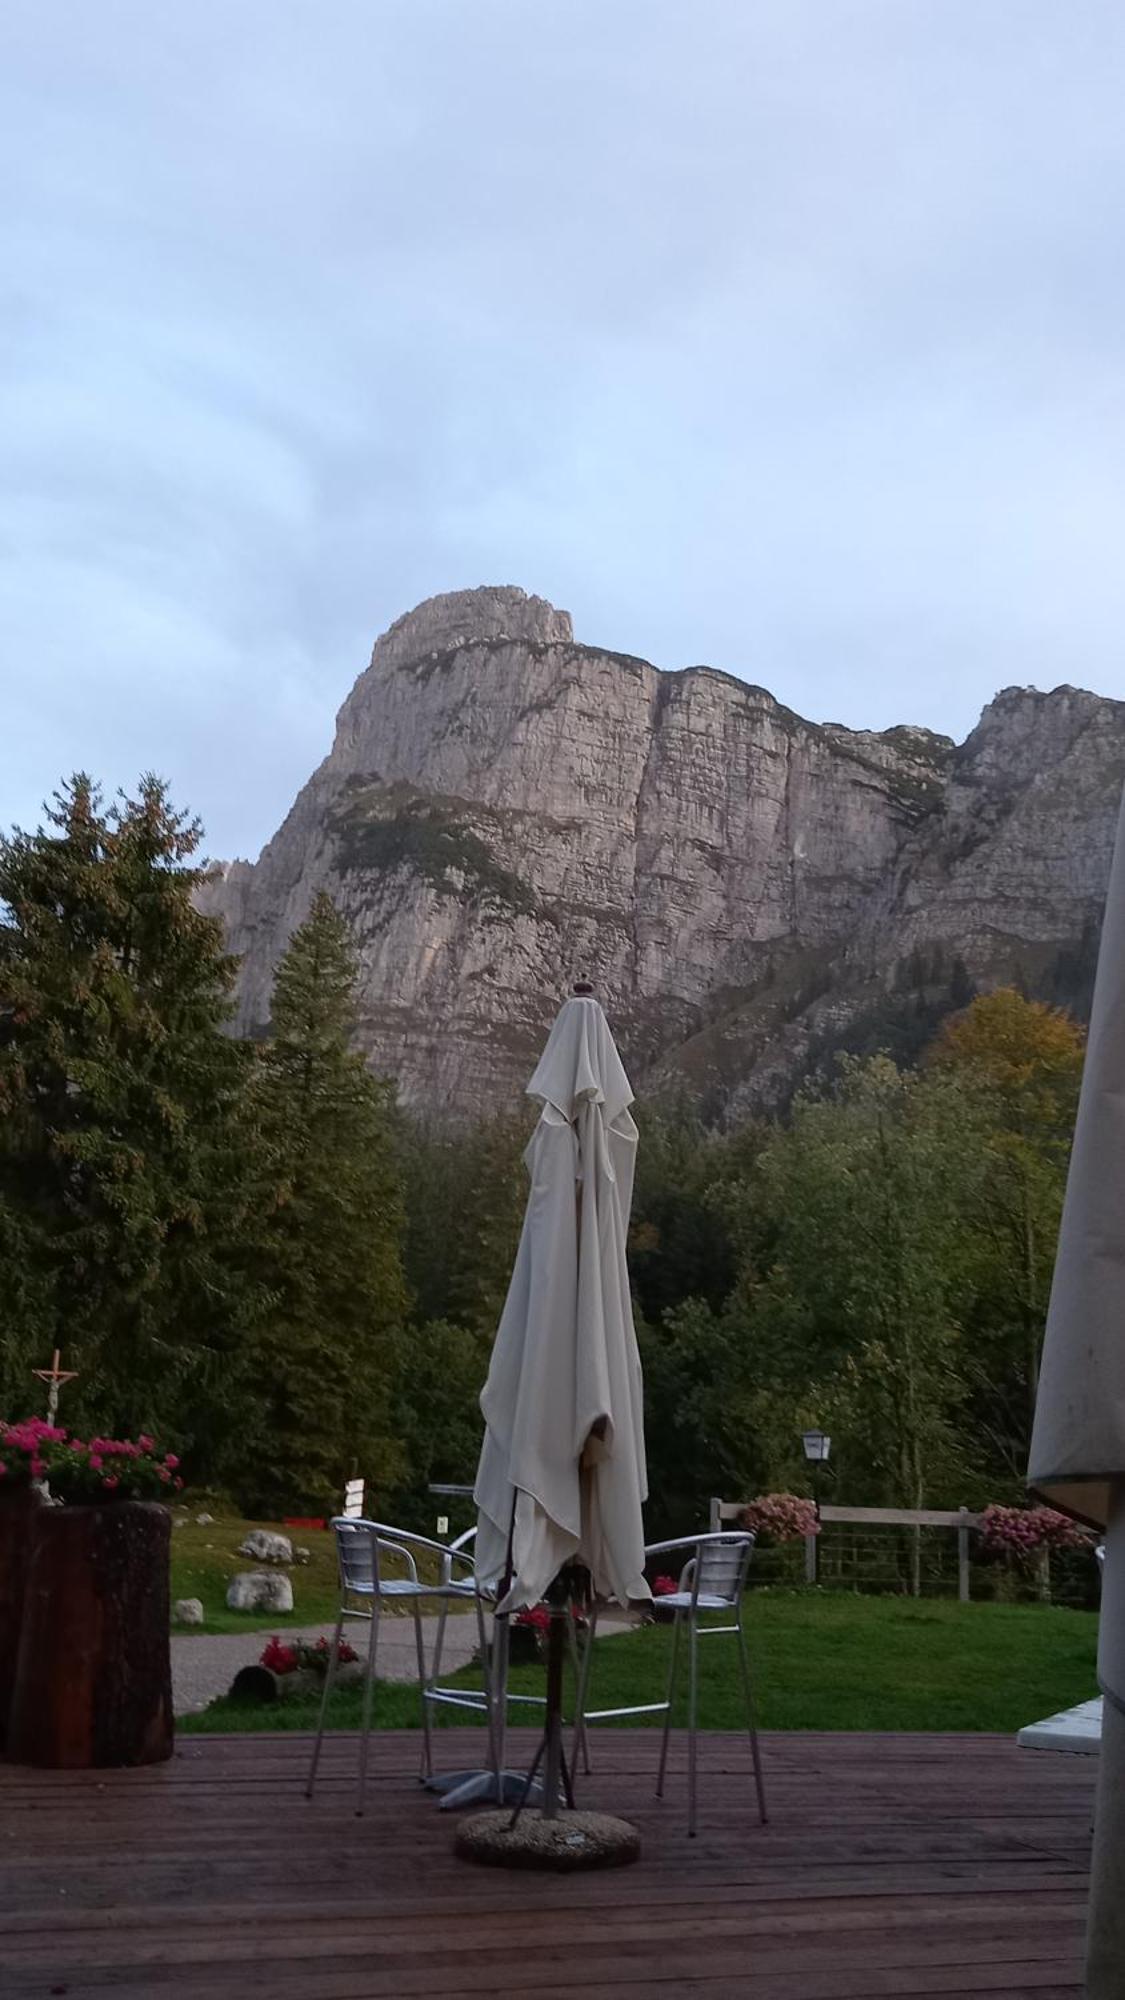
3,3,1125,860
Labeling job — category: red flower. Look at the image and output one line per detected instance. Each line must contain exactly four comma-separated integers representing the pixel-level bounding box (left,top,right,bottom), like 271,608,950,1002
103,1476,119,1491
260,1636,299,1674
651,1574,677,1596
514,1606,551,1632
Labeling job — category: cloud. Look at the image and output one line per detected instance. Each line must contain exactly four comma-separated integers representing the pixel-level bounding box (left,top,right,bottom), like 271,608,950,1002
3,1,1125,855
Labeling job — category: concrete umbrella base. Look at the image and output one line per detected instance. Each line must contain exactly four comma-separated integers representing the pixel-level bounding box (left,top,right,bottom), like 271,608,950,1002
455,1808,640,1871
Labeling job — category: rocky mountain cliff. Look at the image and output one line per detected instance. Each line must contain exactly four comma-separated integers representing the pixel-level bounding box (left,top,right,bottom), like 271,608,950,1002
198,586,1125,1122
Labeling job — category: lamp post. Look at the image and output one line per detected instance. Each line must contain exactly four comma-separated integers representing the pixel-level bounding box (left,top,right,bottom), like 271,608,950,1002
801,1429,831,1586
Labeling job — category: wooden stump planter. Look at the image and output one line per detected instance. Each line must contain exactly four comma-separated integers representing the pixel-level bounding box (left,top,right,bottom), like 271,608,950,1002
7,1500,173,1769
0,1484,45,1748
229,1660,365,1704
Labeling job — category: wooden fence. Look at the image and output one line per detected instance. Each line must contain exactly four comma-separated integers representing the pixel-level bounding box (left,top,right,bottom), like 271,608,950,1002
709,1498,983,1601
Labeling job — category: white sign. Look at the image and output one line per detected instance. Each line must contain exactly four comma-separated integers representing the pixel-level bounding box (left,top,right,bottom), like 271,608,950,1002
344,1478,365,1519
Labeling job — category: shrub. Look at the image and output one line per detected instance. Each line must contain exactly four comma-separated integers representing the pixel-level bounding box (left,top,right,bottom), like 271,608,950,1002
739,1493,820,1544
977,1504,1091,1564
259,1634,359,1676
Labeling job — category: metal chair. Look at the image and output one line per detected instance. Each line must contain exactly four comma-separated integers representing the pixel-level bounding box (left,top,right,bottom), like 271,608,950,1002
304,1518,492,1814
576,1530,768,1837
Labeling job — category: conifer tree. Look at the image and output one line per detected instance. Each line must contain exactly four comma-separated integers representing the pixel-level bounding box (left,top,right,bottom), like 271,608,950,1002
0,775,260,1455
244,893,407,1515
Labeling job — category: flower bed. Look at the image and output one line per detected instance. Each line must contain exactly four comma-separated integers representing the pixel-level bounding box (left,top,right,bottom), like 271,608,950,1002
231,1633,364,1703
0,1417,66,1486
41,1433,183,1504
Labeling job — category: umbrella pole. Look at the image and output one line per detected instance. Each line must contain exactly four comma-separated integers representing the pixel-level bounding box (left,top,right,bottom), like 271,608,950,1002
508,1568,580,1828
541,1601,568,1821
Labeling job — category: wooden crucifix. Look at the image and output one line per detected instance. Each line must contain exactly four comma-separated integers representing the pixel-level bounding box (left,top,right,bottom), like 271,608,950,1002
31,1348,78,1427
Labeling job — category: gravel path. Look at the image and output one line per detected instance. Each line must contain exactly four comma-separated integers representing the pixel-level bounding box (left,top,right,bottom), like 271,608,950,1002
172,1613,483,1716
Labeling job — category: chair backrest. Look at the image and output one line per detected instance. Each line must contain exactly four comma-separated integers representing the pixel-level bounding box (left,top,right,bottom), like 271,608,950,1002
693,1532,755,1606
330,1517,401,1596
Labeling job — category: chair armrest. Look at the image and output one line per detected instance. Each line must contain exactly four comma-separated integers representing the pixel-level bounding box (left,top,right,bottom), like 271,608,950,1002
645,1531,755,1557
373,1537,420,1583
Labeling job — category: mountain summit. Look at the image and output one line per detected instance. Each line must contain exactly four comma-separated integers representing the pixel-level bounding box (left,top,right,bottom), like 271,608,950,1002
198,588,1125,1119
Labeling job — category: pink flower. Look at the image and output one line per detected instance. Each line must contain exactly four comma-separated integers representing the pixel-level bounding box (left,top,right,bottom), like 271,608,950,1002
740,1493,820,1543
89,1455,103,1472
159,1467,172,1483
138,1436,154,1452
164,1454,179,1471
103,1476,119,1491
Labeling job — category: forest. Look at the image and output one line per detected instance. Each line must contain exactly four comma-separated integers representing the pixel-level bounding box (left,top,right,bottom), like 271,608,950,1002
0,776,1085,1538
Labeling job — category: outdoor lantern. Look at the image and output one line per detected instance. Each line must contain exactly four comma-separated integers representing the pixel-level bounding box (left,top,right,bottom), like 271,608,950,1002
801,1428,831,1464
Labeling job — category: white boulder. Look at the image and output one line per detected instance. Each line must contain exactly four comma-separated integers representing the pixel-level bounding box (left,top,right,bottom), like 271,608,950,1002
226,1570,294,1613
172,1598,205,1626
238,1530,293,1565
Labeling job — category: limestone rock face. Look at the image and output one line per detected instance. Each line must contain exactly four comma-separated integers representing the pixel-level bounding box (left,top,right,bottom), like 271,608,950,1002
197,587,1125,1120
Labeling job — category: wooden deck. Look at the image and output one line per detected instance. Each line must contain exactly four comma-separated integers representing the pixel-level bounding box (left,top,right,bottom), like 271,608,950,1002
0,1729,1094,1998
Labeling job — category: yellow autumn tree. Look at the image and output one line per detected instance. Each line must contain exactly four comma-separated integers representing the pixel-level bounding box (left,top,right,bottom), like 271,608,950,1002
930,988,1085,1479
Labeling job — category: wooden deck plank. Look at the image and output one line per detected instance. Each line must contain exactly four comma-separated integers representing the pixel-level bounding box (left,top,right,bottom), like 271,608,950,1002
0,1730,1094,1998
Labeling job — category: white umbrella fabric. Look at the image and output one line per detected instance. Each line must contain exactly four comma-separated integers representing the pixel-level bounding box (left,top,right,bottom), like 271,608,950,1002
474,993,650,1613
1029,785,1125,1996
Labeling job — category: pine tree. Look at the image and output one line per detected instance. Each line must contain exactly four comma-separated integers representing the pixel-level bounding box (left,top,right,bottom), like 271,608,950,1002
0,775,260,1457
243,893,407,1515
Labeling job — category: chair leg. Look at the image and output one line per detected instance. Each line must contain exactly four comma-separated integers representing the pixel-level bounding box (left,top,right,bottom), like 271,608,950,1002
356,1601,380,1817
568,1604,594,1776
305,1606,346,1799
736,1615,769,1825
420,1596,450,1781
655,1609,682,1800
413,1601,434,1781
687,1613,699,1838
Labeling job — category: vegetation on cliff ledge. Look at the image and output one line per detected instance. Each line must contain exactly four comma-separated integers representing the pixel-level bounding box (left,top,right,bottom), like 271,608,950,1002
334,797,535,915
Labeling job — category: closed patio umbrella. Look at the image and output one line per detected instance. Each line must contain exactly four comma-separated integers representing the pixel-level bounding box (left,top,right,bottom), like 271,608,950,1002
463,990,649,1862
1029,786,1125,1996
474,990,649,1613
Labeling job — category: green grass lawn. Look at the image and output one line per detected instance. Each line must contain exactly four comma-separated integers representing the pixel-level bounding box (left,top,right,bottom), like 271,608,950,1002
180,1590,1097,1734
170,1515,456,1633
